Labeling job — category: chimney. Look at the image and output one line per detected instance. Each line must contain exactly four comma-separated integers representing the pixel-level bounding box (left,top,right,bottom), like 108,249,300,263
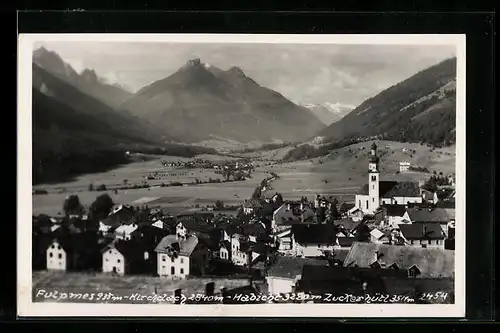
205,282,215,296
174,288,182,304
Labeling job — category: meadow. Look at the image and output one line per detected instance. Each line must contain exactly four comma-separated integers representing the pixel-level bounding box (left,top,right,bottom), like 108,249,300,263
32,140,456,215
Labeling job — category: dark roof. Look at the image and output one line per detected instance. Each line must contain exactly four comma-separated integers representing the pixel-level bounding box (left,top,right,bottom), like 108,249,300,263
266,255,328,279
334,249,350,263
51,228,99,255
384,204,407,217
333,218,360,231
435,200,455,209
111,239,150,260
178,218,215,234
399,223,445,240
380,181,421,198
291,224,337,245
343,242,454,278
240,222,267,237
340,203,355,213
337,237,356,247
220,240,231,250
407,207,450,223
155,235,199,256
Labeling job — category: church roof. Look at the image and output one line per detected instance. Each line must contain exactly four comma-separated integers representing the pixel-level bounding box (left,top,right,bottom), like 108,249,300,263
358,181,420,198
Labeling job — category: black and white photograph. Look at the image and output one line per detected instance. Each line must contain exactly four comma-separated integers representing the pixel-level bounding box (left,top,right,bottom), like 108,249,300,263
18,34,465,317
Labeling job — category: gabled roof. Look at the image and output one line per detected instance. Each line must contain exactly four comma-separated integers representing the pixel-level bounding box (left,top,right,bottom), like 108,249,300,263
343,242,454,278
399,223,445,240
337,237,356,247
115,223,138,235
291,224,337,245
384,204,407,217
370,228,385,240
380,181,421,198
110,239,150,260
266,255,329,279
333,218,360,231
155,235,199,256
407,207,450,223
177,218,214,234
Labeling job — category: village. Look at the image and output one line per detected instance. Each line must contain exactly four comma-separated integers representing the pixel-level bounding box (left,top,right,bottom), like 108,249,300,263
32,143,456,305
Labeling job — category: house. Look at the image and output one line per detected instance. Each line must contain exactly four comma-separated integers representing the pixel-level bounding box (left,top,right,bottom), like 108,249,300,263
100,206,136,234
265,255,328,295
130,224,169,247
355,143,422,214
335,237,356,249
275,229,294,252
101,239,154,275
114,223,138,240
230,233,249,266
343,242,455,278
333,218,360,236
46,230,100,272
151,216,177,233
346,206,364,222
218,240,231,261
242,199,262,215
296,265,409,300
421,189,439,204
175,217,214,239
155,234,210,279
383,204,411,229
370,228,390,244
399,161,411,173
340,203,355,218
398,223,446,249
271,202,315,231
407,207,451,236
291,224,338,258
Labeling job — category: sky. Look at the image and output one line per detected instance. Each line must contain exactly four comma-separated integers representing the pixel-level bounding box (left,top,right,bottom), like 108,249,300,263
35,41,456,107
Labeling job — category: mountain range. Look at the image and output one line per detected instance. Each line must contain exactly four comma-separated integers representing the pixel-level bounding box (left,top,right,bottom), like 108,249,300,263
118,58,326,143
302,102,353,125
319,57,457,145
283,57,457,161
33,47,133,109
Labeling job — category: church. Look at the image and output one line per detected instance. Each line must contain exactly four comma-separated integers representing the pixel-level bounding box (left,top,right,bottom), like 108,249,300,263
355,143,423,215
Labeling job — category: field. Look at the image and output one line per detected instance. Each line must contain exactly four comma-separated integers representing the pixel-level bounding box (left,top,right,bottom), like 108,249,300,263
259,140,456,202
32,141,455,215
32,155,271,216
32,271,250,303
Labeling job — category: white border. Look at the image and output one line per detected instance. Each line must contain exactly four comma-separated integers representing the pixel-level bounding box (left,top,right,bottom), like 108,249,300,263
17,34,466,318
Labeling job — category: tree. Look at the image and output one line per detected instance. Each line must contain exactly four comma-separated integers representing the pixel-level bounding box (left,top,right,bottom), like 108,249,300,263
63,195,84,216
89,193,114,221
215,200,224,211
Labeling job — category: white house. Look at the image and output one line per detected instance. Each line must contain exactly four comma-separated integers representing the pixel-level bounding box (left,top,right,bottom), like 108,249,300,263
355,143,422,214
399,161,411,173
384,205,411,229
114,223,138,241
155,235,209,279
347,206,364,222
102,245,126,275
46,240,66,271
230,234,249,266
218,241,231,261
266,256,328,295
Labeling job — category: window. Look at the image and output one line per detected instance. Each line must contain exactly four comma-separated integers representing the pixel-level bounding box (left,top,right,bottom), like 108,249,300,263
180,258,184,264
372,185,375,190
171,267,175,275
117,259,121,263
58,253,62,259
57,245,61,250
49,252,53,258
358,200,361,208
162,256,166,262
171,257,175,263
371,175,376,181
366,201,368,209
51,244,55,249
180,268,184,274
372,197,375,202
105,258,109,262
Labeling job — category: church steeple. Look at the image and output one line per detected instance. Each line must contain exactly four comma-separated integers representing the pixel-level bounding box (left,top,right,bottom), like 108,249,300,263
368,142,379,172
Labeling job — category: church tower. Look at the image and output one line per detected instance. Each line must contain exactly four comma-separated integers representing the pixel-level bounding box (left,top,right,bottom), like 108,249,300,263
368,142,380,213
